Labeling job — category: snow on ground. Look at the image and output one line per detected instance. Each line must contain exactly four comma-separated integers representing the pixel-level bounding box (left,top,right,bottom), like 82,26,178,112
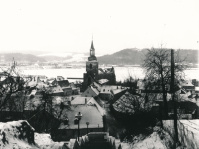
0,120,65,149
0,120,36,149
120,127,174,149
164,120,199,148
35,133,65,149
132,132,167,148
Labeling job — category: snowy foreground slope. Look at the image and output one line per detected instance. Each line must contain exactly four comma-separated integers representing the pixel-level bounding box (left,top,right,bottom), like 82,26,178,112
164,120,199,148
0,120,64,149
120,127,174,149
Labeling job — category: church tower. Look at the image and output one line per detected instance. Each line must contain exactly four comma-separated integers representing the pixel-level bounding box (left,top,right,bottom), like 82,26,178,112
82,40,99,91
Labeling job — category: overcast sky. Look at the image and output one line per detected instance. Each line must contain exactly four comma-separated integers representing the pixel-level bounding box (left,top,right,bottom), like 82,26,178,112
0,0,199,55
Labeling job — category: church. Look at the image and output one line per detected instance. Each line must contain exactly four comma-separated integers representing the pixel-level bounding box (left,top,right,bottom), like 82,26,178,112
82,40,116,91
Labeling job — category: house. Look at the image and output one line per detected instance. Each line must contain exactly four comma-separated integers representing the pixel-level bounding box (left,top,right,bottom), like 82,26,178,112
56,80,76,96
72,88,79,95
112,91,145,115
71,96,104,115
99,86,114,100
110,87,127,104
47,78,57,86
181,80,195,92
57,80,70,88
51,104,105,141
81,85,100,97
62,86,73,96
27,76,48,89
49,85,64,96
99,85,126,101
36,77,48,89
70,82,79,95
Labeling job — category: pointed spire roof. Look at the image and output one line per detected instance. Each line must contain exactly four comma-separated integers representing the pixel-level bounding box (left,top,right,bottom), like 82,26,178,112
91,40,95,50
88,40,97,61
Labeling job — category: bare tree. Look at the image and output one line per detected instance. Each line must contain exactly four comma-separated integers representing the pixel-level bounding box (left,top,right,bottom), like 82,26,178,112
0,61,31,120
142,48,186,119
0,64,26,110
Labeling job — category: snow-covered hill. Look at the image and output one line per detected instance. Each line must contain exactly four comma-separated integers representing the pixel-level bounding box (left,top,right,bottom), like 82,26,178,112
0,120,36,148
120,127,174,149
0,120,64,149
38,52,88,63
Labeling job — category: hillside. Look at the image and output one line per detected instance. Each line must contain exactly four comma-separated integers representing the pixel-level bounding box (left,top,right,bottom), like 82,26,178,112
98,48,146,65
0,49,198,65
98,48,198,65
38,55,72,62
0,53,46,63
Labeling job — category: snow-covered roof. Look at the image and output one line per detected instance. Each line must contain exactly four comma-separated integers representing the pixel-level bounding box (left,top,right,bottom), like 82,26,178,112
98,79,109,85
35,133,64,147
59,105,103,129
30,89,37,96
57,80,69,88
100,85,126,94
112,87,127,95
71,96,104,115
49,85,64,94
113,91,145,114
181,80,194,87
71,97,92,105
90,85,100,95
92,82,101,91
82,83,101,97
195,87,199,91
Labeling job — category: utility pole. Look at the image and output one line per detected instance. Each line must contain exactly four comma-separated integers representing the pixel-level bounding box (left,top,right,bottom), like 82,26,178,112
171,49,178,147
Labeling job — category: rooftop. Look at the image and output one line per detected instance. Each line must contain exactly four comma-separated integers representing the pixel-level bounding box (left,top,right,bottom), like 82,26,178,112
98,79,109,85
59,105,103,129
71,97,92,105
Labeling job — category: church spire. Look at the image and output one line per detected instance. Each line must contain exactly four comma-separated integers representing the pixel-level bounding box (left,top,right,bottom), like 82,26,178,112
88,39,97,61
90,40,95,56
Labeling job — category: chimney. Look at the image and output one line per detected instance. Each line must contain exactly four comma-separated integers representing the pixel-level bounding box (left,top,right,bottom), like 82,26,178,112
85,98,87,104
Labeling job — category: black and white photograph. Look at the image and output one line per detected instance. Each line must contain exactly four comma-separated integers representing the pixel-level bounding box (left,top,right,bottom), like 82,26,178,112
0,0,199,148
